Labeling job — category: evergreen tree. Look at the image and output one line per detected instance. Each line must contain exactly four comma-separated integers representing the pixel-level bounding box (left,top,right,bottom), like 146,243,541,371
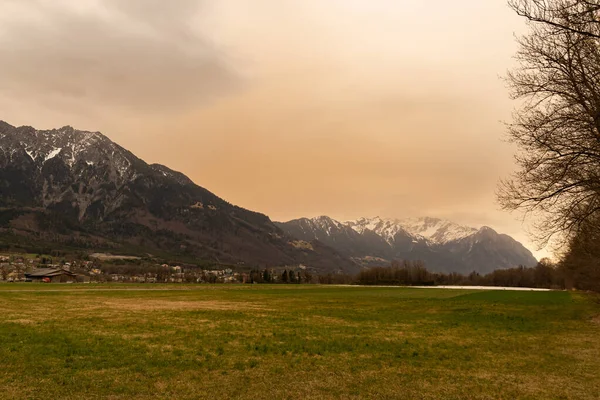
263,269,271,283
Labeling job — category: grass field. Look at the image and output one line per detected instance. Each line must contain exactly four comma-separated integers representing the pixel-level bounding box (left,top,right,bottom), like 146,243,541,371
0,285,599,399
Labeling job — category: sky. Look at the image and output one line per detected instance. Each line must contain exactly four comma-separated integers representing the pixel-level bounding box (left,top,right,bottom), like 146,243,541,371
0,0,549,259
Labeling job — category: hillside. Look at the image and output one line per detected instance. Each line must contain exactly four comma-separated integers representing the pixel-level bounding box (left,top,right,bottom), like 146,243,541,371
0,121,358,274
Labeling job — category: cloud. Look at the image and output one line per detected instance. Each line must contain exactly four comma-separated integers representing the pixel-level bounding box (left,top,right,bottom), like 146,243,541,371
0,0,546,257
0,0,239,112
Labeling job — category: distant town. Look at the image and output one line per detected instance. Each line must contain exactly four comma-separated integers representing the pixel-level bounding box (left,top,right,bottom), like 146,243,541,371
0,253,313,284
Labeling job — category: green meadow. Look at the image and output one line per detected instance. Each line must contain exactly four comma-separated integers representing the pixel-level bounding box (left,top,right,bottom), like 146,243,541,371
0,285,598,399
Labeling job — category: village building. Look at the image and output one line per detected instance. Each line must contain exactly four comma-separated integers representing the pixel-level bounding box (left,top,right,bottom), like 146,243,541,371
25,268,77,283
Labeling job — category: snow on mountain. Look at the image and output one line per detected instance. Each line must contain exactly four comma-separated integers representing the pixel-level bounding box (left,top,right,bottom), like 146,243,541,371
346,217,404,244
283,216,350,239
44,147,63,162
310,216,344,235
345,216,478,245
0,123,136,181
289,216,480,245
276,215,538,274
395,217,478,244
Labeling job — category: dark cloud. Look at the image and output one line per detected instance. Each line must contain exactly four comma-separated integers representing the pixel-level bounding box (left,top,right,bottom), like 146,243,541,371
0,0,239,112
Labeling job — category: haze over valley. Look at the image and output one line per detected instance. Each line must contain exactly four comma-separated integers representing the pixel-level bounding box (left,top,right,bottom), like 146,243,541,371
0,120,535,275
0,0,547,260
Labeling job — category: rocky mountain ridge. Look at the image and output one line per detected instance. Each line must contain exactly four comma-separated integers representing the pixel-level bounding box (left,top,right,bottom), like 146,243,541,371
276,216,537,274
0,121,358,274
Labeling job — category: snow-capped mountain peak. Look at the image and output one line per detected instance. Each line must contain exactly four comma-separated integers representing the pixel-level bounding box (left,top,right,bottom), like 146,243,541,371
346,217,404,244
290,216,345,237
276,215,538,274
397,217,478,244
0,121,136,182
344,216,477,245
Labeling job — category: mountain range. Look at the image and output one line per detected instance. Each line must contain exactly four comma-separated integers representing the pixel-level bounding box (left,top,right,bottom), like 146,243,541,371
275,216,537,274
0,121,357,274
0,120,537,275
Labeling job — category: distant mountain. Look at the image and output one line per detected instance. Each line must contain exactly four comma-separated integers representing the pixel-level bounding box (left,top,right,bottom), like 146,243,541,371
0,120,358,274
275,216,537,274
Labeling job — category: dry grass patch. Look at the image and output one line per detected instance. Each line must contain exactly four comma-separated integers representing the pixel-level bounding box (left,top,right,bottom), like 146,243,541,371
5,318,37,325
101,299,269,312
309,315,358,326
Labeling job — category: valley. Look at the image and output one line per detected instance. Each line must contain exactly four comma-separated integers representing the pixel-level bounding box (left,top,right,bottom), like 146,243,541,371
0,284,598,399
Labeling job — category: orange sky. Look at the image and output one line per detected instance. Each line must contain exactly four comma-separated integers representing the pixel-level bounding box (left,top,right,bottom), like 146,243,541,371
0,1,550,258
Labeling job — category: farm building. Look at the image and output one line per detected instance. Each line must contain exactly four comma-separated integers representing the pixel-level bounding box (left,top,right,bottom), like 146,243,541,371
25,268,77,283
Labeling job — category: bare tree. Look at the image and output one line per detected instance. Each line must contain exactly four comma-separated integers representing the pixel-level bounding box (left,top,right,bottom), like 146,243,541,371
499,0,600,247
509,0,600,39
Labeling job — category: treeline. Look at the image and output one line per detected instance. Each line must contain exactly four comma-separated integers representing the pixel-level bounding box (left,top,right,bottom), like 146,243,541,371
561,219,600,292
356,259,568,289
237,259,575,289
248,269,313,284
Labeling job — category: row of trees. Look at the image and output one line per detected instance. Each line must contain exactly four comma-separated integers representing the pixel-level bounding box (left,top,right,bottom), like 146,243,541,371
247,269,313,284
357,260,433,286
356,259,568,289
